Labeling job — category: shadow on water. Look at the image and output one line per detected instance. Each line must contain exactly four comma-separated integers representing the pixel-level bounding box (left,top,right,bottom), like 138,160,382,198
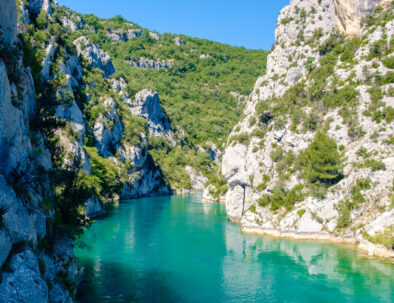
76,257,186,303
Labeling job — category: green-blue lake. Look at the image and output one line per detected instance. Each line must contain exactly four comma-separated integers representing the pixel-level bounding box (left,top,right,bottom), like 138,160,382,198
75,194,394,303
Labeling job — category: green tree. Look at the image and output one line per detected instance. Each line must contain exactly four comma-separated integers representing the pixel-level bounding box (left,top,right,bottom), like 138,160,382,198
301,132,343,185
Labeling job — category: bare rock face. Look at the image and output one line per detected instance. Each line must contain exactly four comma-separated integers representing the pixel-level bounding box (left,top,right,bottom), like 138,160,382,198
0,0,17,45
0,60,32,176
107,28,142,42
85,195,104,218
120,158,171,199
185,166,208,191
0,248,49,303
335,0,391,35
93,98,123,157
129,57,174,70
0,229,11,268
130,90,172,137
173,37,185,45
74,36,115,76
119,140,148,170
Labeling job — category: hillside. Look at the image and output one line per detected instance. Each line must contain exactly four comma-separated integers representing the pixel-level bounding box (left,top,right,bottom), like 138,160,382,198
203,0,394,257
47,6,268,189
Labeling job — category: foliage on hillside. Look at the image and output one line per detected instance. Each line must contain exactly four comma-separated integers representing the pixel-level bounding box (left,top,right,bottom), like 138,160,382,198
81,14,268,148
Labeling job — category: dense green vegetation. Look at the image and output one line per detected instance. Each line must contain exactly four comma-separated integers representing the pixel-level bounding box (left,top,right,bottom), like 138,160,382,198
81,14,268,148
14,1,269,238
65,12,268,188
298,132,343,185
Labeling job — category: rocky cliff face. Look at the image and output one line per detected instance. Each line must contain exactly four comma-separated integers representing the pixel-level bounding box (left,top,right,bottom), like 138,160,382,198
216,0,394,257
0,1,76,302
0,0,17,45
0,0,178,300
75,36,116,76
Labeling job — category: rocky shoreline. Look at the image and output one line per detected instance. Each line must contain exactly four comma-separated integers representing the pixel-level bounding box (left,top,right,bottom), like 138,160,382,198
240,225,394,260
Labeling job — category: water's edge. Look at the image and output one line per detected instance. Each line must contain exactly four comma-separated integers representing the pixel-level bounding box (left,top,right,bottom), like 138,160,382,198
240,226,394,260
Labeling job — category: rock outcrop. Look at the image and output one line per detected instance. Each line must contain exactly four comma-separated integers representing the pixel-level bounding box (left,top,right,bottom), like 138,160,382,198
93,98,123,157
0,2,76,301
173,37,185,45
74,36,115,76
129,57,174,69
185,166,208,191
107,28,142,42
130,90,172,137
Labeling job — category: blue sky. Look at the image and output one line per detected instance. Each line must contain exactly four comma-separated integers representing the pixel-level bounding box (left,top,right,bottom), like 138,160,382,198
56,0,289,50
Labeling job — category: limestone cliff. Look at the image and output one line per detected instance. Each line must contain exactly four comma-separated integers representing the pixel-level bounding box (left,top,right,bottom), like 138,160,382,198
0,1,75,302
215,0,394,257
0,0,174,300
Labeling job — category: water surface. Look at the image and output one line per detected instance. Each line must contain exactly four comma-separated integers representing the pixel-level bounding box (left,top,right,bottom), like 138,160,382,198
75,194,393,303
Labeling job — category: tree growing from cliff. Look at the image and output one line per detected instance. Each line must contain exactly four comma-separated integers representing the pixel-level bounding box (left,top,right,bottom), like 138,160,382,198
300,132,344,185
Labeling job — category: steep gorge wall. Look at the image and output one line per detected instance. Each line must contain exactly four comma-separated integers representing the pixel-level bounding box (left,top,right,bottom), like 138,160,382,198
0,1,75,302
215,0,394,257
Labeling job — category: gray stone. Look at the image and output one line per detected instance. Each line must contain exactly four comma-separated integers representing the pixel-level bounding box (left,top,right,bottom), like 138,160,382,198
185,166,207,191
49,282,73,303
0,60,31,176
0,248,49,303
85,195,104,218
0,0,17,45
0,228,11,268
74,36,115,76
93,98,123,157
130,90,171,137
0,175,37,244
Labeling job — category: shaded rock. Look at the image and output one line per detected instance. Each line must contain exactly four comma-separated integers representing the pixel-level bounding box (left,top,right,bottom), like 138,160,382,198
85,195,104,218
107,28,142,42
173,37,185,45
0,228,11,268
0,0,17,45
0,248,49,303
49,282,73,303
0,60,31,176
0,175,37,244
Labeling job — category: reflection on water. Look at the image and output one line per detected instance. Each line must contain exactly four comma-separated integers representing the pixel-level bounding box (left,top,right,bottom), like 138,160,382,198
76,194,394,303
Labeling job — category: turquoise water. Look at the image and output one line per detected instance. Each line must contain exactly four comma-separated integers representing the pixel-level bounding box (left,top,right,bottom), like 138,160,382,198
75,194,394,303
